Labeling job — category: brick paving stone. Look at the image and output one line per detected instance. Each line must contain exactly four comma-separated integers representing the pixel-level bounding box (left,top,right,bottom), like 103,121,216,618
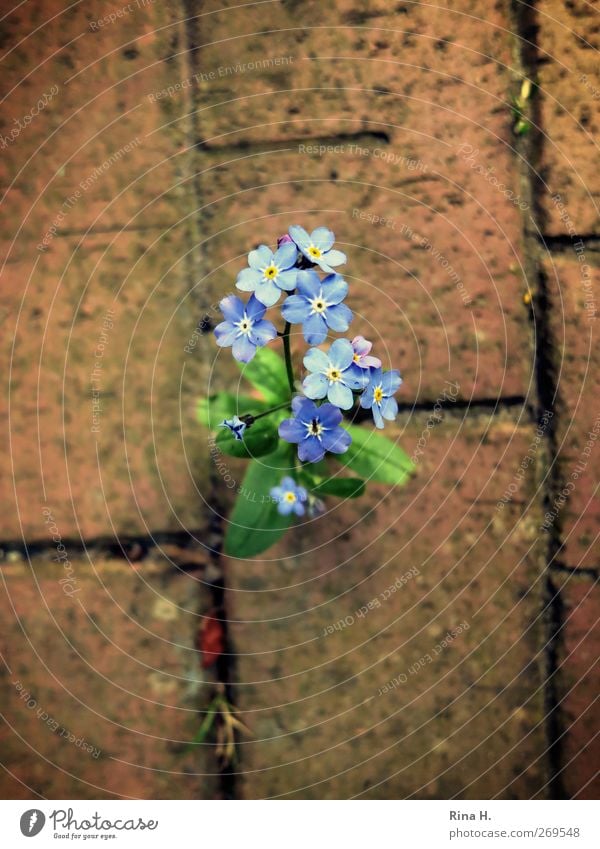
226,416,546,798
0,554,219,799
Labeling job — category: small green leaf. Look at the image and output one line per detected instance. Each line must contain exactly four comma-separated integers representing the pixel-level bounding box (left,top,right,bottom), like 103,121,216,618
312,477,366,499
215,417,279,459
197,392,267,428
224,444,296,557
237,347,290,404
342,424,414,485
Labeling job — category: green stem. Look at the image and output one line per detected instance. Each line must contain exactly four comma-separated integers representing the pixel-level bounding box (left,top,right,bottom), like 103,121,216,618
282,321,295,394
250,401,291,421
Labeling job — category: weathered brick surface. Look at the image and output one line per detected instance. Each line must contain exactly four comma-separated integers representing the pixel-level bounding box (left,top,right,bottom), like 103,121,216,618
536,0,600,236
542,256,600,568
228,417,546,798
193,0,533,405
0,554,218,799
0,1,210,540
554,577,600,799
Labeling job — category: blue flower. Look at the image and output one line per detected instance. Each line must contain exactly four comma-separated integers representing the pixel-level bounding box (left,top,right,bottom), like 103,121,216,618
302,338,367,410
219,416,247,441
289,225,346,273
360,368,403,429
270,476,308,516
214,294,277,363
278,396,351,463
281,269,352,344
236,242,298,307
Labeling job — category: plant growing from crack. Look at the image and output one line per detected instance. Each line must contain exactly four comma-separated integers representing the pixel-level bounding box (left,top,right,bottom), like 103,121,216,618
198,224,414,558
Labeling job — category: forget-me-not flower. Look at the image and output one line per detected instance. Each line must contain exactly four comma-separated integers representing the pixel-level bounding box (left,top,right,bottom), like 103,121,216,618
219,416,247,441
360,368,403,429
279,396,351,463
281,269,352,344
214,294,277,363
236,242,298,307
288,225,346,273
270,476,308,516
302,338,367,410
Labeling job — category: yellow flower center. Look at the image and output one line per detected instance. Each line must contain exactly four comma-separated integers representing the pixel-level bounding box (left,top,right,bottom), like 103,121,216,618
353,353,361,363
374,385,384,403
263,264,279,280
308,245,322,259
326,367,341,383
284,491,296,503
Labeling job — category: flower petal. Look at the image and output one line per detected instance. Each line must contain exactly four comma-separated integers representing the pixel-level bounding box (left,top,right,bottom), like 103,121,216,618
381,396,399,421
329,338,354,370
321,426,352,454
298,437,325,463
303,312,328,344
276,269,298,291
327,381,354,410
236,267,262,291
293,502,305,516
279,417,306,443
325,303,352,332
352,335,371,356
249,318,277,347
232,334,256,363
380,369,402,395
321,273,348,304
296,269,321,299
278,500,294,515
214,321,238,347
288,224,310,250
322,248,346,267
303,346,329,373
281,476,296,491
248,245,273,269
273,242,298,269
245,294,267,321
316,402,343,428
253,279,281,307
219,295,244,322
302,372,328,399
282,294,310,324
310,226,335,251
372,404,385,429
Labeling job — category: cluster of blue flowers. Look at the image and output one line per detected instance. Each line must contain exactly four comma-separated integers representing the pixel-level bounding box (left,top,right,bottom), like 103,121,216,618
216,225,403,513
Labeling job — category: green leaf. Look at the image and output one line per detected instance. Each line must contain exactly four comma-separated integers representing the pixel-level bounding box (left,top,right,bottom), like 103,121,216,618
237,347,290,404
215,417,279,459
312,477,366,499
197,392,267,428
224,444,296,558
342,424,414,485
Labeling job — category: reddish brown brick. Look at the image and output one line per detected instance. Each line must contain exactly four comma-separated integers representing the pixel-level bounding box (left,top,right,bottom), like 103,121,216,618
227,416,546,798
536,1,600,236
555,577,600,799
